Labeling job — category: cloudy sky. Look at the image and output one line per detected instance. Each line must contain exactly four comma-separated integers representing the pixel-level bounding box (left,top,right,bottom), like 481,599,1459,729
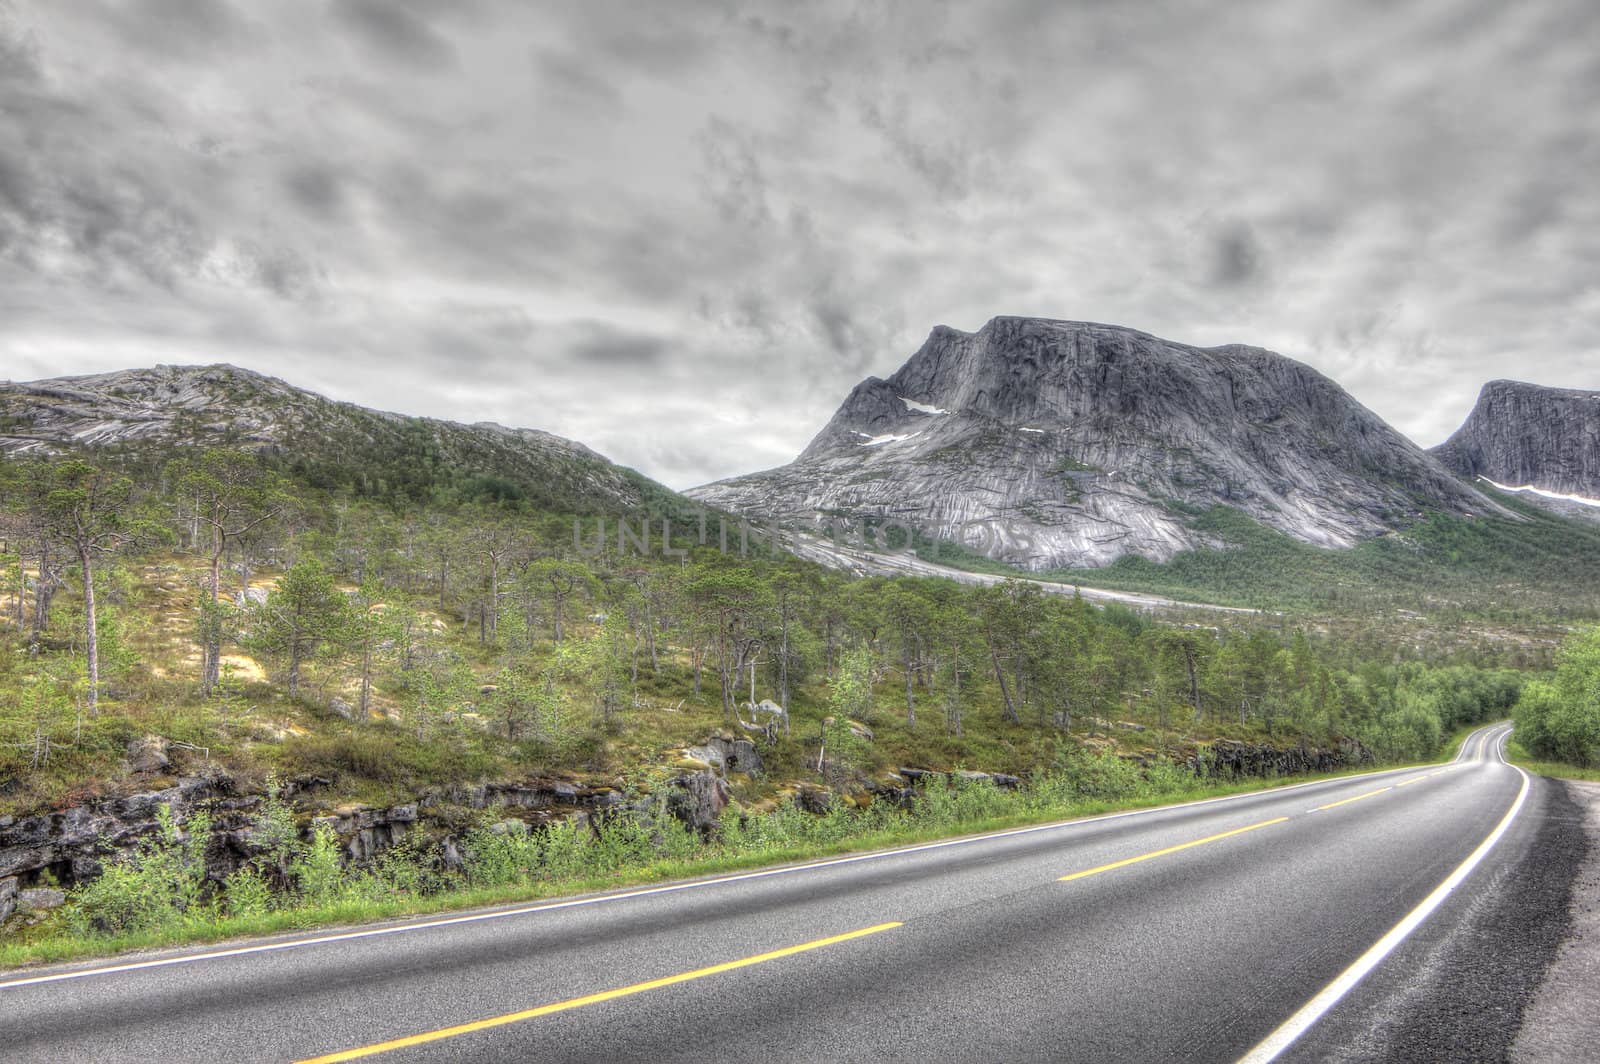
1,1,1596,489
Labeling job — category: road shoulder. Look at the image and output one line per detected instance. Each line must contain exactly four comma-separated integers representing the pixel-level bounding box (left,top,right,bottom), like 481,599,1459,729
1512,779,1600,1063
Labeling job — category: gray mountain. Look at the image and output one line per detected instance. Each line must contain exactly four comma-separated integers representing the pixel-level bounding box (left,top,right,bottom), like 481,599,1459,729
691,317,1502,570
1432,379,1600,520
0,363,670,514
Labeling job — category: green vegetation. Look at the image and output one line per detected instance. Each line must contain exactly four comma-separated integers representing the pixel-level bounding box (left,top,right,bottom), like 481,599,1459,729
914,494,1600,620
0,435,1551,956
1505,740,1600,783
1514,627,1600,768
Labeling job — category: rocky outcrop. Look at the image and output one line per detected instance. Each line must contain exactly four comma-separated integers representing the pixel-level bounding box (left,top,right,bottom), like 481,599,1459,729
867,767,1023,809
664,772,731,835
1432,379,1600,520
1188,737,1374,779
692,317,1504,570
0,774,626,895
664,734,767,835
0,775,241,889
309,803,421,863
682,736,763,777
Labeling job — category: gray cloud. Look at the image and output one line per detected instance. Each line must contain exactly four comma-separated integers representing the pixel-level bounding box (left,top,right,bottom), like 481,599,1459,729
568,324,668,367
2,0,1597,486
532,47,623,116
330,0,458,71
0,11,39,83
1211,223,1264,288
282,164,346,221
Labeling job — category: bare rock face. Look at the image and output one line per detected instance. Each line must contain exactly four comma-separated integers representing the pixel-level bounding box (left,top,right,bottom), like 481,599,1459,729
692,317,1500,570
1432,380,1600,520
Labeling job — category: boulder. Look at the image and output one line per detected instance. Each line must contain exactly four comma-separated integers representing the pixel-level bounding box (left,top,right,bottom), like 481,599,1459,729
125,735,171,775
665,771,730,835
0,876,16,924
682,735,764,777
17,887,65,913
823,716,875,742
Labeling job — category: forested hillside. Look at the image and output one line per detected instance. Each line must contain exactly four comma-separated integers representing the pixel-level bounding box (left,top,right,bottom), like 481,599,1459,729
0,422,1560,960
0,440,1533,821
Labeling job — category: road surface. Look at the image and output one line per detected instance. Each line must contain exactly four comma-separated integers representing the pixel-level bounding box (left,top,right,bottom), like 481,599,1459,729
0,722,1575,1062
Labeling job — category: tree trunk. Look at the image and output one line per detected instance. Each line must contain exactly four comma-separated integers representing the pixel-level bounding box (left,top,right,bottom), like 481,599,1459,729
12,553,24,629
991,643,1019,723
904,658,916,726
488,556,499,642
287,628,302,701
359,642,373,722
778,622,791,734
31,544,54,644
80,546,99,715
1182,642,1202,720
644,596,659,673
202,534,224,698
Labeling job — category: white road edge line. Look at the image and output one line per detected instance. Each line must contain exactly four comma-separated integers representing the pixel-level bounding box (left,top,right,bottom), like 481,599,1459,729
1237,725,1526,1064
0,726,1507,992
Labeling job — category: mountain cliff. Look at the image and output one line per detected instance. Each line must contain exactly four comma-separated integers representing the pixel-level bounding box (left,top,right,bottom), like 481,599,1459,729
1432,380,1600,520
691,317,1503,570
0,364,670,513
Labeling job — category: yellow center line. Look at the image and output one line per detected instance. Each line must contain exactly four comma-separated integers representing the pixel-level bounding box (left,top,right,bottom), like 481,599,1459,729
1058,817,1289,882
295,922,903,1063
1396,776,1428,788
1316,787,1392,811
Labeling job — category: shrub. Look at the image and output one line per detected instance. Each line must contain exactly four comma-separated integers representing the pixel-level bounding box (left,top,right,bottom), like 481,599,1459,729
69,804,213,936
1515,628,1600,767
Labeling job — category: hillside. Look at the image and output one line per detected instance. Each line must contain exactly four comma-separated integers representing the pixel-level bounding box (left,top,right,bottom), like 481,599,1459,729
691,317,1505,570
0,364,678,515
0,363,1548,951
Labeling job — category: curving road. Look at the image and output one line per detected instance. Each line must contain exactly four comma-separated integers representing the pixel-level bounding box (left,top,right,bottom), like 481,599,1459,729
0,723,1575,1063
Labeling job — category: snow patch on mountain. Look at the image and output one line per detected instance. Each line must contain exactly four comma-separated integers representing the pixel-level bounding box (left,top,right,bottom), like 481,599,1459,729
1480,478,1600,509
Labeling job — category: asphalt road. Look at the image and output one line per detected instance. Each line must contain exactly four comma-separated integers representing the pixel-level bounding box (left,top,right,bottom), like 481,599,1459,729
0,722,1572,1063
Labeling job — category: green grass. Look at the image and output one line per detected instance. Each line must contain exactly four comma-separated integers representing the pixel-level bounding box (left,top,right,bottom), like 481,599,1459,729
1505,739,1600,782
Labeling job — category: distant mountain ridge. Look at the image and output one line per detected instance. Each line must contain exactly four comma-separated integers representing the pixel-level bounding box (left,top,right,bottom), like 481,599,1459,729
691,316,1505,570
0,364,670,514
1432,379,1600,520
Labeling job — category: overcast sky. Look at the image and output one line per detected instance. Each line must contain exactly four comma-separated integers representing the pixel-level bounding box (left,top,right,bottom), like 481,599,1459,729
2,1,1596,489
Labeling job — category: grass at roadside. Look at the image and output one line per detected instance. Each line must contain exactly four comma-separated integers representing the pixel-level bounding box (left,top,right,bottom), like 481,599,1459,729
0,753,1430,973
1505,739,1600,783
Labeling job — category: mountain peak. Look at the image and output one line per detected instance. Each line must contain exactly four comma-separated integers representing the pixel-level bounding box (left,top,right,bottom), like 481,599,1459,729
1432,378,1600,514
693,317,1501,570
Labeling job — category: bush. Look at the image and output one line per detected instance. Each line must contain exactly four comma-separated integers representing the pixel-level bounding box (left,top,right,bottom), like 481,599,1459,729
1515,628,1600,767
69,805,213,936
